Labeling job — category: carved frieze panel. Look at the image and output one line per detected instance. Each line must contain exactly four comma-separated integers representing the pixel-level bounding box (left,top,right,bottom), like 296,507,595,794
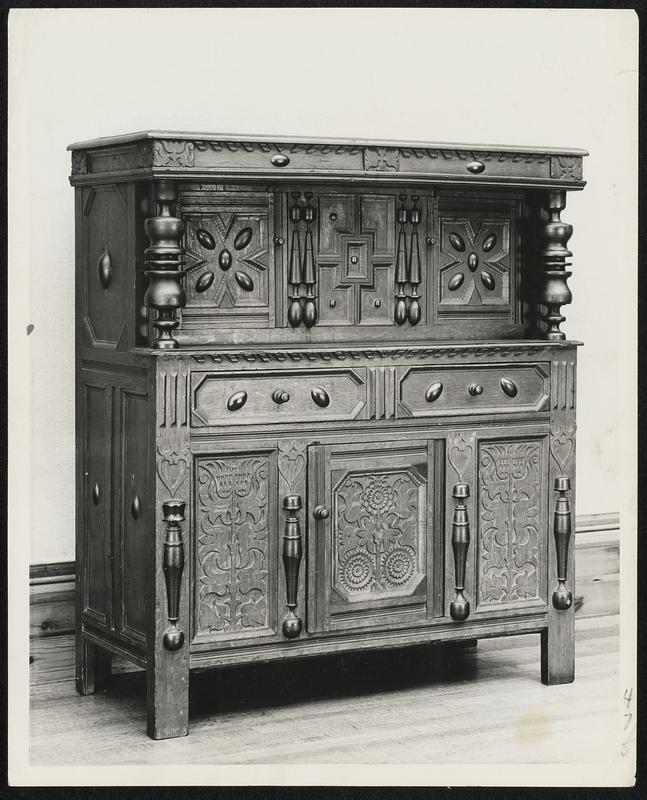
477,439,545,606
438,214,512,313
331,467,426,603
195,454,274,637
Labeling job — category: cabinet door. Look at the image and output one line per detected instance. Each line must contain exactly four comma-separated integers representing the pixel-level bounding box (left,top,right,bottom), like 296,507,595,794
308,438,442,633
191,444,282,647
445,428,549,620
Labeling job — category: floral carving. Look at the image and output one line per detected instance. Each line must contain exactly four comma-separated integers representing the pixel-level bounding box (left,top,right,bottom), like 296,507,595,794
478,441,543,605
156,444,190,497
550,420,576,473
363,147,400,172
278,440,307,495
447,433,475,482
333,468,425,600
153,140,195,168
196,456,270,635
550,156,583,181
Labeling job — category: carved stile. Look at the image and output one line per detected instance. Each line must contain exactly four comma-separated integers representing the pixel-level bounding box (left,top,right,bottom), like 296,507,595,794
162,500,186,651
282,494,304,639
450,483,471,621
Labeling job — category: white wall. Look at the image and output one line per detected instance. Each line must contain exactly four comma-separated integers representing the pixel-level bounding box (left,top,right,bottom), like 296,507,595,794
8,9,637,564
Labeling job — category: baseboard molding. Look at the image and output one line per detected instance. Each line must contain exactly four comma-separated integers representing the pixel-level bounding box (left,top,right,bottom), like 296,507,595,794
29,515,620,685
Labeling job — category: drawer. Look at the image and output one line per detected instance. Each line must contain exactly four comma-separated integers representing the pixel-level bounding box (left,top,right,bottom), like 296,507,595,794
190,368,367,428
398,363,549,417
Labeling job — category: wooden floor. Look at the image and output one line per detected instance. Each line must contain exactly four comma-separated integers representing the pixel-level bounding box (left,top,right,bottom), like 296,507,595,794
30,614,620,766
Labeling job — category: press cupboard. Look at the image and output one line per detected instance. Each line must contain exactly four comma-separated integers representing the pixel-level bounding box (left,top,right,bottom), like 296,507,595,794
69,132,586,738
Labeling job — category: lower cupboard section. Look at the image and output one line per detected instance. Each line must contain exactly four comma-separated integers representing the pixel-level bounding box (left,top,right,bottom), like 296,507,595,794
188,423,551,654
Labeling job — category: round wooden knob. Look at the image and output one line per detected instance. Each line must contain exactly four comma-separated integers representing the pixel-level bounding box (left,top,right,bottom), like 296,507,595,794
313,505,330,520
468,383,483,396
274,236,285,246
272,389,290,404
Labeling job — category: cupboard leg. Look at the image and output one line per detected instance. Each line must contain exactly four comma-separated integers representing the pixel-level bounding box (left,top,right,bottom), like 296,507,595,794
541,624,574,685
75,637,112,695
146,659,189,740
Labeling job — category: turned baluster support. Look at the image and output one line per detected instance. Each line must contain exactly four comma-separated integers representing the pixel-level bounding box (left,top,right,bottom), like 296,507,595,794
302,192,318,327
162,500,186,651
282,494,303,639
540,190,573,341
287,192,303,328
450,483,471,621
552,476,573,611
394,194,408,325
144,180,186,349
407,195,422,325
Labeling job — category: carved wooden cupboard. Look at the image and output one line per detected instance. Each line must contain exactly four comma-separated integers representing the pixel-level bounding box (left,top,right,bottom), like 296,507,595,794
70,132,585,738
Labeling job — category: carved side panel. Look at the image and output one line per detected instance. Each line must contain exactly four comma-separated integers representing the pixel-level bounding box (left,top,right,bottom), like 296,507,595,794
194,453,276,639
180,188,273,329
477,439,546,607
331,467,426,602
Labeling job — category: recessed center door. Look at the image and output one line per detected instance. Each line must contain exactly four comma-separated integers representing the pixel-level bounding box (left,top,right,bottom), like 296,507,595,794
308,438,442,633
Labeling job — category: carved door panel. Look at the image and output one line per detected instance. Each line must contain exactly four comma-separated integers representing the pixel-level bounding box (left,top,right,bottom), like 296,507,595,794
192,440,309,648
445,428,549,620
308,438,442,633
80,371,114,630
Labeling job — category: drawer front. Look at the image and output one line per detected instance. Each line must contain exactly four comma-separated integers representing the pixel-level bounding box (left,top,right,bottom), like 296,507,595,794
399,363,549,417
191,368,367,428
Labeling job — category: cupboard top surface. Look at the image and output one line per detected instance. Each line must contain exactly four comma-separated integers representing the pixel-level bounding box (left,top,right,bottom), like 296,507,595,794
67,130,589,157
68,132,587,189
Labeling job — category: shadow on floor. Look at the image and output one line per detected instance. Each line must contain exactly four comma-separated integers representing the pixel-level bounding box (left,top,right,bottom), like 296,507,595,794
105,640,486,721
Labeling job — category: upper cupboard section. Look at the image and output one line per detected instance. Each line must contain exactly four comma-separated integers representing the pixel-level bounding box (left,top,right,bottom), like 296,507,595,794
173,184,525,344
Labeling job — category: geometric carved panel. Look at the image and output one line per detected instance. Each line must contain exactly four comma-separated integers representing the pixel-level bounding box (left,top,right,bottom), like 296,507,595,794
438,214,511,312
332,467,426,603
477,440,544,606
195,454,272,636
315,193,396,326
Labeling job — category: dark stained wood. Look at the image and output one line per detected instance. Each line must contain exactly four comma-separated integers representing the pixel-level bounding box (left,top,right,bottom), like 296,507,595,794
72,133,586,738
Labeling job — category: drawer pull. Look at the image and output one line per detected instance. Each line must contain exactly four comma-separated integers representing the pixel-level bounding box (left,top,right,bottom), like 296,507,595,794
271,153,290,168
91,482,100,506
500,377,518,398
466,159,485,174
311,387,330,408
272,389,290,405
97,247,112,290
468,383,483,397
226,390,248,411
313,505,330,520
425,381,444,403
131,495,140,520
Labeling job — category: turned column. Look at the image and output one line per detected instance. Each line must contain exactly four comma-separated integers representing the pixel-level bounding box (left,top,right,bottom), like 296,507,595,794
282,495,303,639
144,181,186,349
539,190,573,340
450,483,471,621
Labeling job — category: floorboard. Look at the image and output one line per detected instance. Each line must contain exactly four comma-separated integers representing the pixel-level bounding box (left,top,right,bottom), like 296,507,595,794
29,614,620,766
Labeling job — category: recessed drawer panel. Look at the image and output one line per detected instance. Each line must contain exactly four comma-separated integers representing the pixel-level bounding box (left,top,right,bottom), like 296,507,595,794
399,363,549,417
191,369,367,428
